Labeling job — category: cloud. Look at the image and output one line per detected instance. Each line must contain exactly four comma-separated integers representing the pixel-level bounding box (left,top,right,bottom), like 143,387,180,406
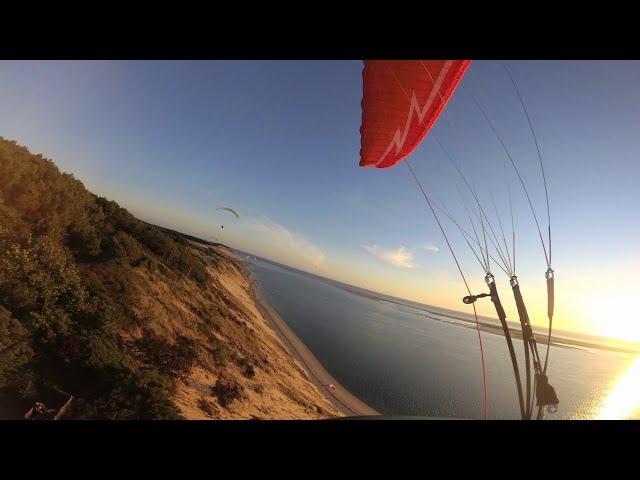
362,245,417,269
246,217,325,269
419,243,440,253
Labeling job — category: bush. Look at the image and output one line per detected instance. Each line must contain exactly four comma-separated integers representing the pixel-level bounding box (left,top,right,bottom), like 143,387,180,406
197,398,218,417
207,335,230,367
70,369,183,420
0,137,218,419
135,332,198,380
211,375,245,408
0,307,34,388
0,236,88,342
236,356,256,379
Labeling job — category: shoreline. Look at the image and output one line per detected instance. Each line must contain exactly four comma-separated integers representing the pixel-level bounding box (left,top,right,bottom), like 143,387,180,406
237,250,640,357
245,267,379,418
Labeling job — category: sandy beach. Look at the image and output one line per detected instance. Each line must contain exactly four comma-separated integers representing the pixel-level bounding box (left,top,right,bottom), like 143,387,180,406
245,268,379,417
172,242,377,419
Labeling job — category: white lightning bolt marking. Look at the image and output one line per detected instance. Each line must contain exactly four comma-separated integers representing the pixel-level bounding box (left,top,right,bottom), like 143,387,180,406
377,60,452,166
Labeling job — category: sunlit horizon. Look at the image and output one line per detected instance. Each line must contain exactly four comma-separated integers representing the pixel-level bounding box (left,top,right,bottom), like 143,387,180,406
124,205,639,349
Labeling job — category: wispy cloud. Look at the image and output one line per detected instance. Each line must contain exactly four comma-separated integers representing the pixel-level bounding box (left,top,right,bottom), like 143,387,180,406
362,245,417,269
246,217,325,269
419,243,440,253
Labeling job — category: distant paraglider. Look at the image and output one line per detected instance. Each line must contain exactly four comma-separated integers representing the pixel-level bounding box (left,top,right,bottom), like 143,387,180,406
216,207,240,219
216,207,239,229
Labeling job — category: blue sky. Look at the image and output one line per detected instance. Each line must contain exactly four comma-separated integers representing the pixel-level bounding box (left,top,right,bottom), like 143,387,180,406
1,60,639,341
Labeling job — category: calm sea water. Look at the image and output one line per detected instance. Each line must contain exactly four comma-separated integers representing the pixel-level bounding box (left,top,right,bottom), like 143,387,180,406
247,255,640,420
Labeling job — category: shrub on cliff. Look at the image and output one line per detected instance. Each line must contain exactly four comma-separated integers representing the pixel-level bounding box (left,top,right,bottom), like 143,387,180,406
0,137,212,418
211,375,246,408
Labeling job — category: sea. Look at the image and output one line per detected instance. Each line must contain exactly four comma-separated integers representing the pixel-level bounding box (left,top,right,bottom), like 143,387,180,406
244,253,640,420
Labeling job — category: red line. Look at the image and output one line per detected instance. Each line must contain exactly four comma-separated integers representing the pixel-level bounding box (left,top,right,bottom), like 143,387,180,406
406,160,489,420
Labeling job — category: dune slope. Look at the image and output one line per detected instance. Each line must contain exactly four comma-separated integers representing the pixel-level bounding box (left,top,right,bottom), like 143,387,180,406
0,137,338,419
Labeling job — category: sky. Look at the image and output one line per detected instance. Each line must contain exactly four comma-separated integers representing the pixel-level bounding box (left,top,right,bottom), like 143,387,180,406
1,60,639,342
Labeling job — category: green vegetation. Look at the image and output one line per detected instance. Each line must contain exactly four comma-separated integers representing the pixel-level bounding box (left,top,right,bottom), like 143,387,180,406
0,137,213,419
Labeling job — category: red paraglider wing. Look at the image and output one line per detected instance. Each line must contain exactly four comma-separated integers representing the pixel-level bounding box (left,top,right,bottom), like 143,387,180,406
359,60,471,169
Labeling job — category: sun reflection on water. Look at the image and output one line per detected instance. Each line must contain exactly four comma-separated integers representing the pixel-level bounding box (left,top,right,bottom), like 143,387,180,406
597,355,640,419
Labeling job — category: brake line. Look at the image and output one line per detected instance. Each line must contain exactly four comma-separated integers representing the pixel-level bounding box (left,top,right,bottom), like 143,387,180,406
406,159,489,420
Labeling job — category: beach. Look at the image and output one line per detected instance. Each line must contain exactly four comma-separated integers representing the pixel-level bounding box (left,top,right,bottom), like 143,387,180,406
246,268,378,417
174,242,377,419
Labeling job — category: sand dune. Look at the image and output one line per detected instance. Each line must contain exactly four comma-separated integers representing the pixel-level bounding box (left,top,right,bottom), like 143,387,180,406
173,245,377,419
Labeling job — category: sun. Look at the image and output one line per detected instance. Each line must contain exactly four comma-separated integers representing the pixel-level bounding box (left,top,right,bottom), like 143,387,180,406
580,292,640,343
